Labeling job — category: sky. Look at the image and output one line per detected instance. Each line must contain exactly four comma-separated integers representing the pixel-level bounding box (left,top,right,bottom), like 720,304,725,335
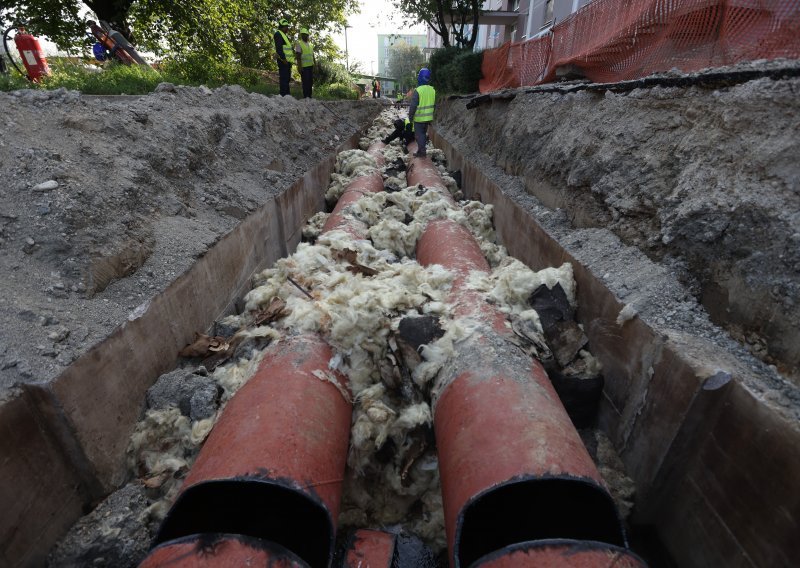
328,0,427,75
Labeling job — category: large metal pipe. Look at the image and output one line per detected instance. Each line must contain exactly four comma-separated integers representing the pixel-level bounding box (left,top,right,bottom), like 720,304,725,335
150,334,352,568
322,141,386,237
143,141,388,567
417,217,627,567
140,534,309,567
406,153,453,199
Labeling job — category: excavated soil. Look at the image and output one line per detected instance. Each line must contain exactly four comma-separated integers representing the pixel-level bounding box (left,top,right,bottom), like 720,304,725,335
0,85,382,394
438,60,800,385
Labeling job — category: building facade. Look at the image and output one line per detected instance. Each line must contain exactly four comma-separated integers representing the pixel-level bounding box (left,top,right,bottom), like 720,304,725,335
378,33,428,95
427,0,594,51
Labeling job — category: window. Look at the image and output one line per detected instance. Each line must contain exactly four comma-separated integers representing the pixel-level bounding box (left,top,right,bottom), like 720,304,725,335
545,0,554,23
511,0,521,10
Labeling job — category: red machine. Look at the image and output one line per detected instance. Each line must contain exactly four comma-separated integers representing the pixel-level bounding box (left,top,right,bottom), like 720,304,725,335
12,28,50,81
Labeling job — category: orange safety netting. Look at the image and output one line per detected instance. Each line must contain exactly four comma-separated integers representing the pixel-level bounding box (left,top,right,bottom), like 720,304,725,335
479,0,800,92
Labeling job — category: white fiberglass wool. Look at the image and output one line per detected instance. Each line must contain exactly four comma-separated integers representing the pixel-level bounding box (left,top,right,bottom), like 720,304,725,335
302,211,329,240
336,149,378,177
467,258,576,314
368,218,423,258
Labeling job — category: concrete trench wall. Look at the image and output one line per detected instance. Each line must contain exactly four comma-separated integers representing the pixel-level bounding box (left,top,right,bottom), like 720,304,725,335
431,127,800,568
0,127,371,568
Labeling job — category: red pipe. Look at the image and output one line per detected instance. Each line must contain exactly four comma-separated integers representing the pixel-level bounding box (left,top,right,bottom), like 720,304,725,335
151,334,351,568
344,529,397,567
322,141,386,237
144,141,387,568
406,153,452,200
415,219,503,326
417,218,626,566
369,140,387,167
472,540,646,568
140,534,309,567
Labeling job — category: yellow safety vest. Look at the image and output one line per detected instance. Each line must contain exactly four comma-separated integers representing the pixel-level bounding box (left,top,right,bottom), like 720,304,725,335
297,40,314,67
277,30,294,64
414,85,435,123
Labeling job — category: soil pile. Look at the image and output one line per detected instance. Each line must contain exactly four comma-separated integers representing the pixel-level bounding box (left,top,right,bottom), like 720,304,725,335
437,60,800,384
0,86,381,392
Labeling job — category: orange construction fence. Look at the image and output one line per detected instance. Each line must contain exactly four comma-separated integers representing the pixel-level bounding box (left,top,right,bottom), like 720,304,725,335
480,0,800,92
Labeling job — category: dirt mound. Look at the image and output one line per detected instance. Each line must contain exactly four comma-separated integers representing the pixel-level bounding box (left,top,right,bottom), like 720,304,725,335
0,86,382,392
436,61,800,384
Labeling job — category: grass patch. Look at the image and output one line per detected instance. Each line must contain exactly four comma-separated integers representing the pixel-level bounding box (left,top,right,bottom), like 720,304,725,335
0,56,352,99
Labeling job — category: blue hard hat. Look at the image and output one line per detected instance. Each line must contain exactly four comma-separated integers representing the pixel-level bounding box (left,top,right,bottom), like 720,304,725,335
418,68,431,85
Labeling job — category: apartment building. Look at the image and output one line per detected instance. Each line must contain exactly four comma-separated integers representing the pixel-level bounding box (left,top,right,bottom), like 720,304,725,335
427,0,594,50
378,33,428,95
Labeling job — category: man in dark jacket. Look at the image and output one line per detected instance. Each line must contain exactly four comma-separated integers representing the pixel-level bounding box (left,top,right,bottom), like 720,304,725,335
274,19,294,96
382,118,414,151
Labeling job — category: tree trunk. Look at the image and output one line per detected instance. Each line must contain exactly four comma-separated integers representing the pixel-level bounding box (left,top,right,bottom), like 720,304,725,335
466,0,480,50
434,0,451,47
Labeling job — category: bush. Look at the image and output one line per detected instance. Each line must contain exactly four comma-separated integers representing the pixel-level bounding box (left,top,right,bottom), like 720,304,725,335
0,70,30,91
313,59,351,87
428,46,463,88
315,81,360,100
428,47,483,94
159,53,262,89
448,49,483,94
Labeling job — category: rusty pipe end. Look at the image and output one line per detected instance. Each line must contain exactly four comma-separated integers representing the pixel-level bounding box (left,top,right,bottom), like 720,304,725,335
454,476,627,568
140,533,309,567
343,529,397,567
471,539,647,568
155,479,333,567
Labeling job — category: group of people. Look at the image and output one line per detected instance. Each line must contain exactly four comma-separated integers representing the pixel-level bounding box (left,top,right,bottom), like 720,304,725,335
274,18,436,157
274,18,316,98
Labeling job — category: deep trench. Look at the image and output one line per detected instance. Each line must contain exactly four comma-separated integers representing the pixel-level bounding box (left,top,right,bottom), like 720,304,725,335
51,110,686,567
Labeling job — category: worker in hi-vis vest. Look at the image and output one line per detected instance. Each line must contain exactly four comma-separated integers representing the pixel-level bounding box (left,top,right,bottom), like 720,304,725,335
407,68,435,157
294,27,315,99
274,18,294,96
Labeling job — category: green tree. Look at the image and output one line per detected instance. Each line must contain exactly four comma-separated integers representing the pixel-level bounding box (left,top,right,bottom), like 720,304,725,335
1,0,357,69
1,1,89,50
386,39,425,94
392,0,481,49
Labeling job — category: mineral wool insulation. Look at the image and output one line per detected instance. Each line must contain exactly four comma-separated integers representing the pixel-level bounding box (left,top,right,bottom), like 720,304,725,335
125,108,607,552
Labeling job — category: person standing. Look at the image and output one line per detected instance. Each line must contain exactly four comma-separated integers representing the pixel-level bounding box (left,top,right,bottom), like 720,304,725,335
408,68,435,157
294,27,315,99
274,18,294,96
376,79,382,98
371,77,378,98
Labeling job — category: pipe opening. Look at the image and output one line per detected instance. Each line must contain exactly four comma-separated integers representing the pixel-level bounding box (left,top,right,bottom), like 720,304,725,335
155,479,332,568
456,478,626,568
